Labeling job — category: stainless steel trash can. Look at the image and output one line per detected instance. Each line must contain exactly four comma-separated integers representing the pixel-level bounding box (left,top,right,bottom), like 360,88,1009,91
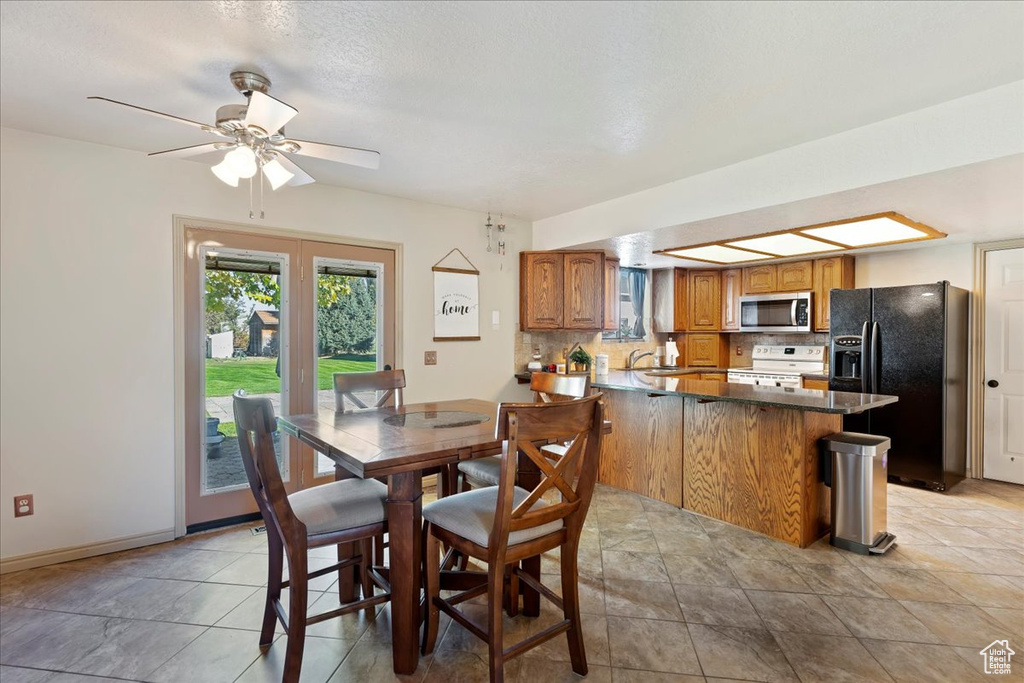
822,432,897,555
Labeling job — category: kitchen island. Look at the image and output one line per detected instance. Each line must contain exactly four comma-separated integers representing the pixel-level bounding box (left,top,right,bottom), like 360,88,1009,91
588,370,897,547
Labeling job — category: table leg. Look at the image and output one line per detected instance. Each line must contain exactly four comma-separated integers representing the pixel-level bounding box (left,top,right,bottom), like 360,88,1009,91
334,465,359,602
517,451,542,617
387,470,423,675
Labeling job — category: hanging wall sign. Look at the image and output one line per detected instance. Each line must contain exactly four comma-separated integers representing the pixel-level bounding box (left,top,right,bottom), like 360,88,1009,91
432,248,480,341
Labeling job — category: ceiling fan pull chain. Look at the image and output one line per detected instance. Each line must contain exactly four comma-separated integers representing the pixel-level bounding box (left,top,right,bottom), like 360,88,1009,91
248,175,255,220
259,166,265,219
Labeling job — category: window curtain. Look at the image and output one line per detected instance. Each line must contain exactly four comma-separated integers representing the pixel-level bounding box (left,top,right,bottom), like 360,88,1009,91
628,269,646,338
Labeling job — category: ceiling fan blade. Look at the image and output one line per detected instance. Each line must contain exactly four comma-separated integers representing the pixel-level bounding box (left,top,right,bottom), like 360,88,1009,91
244,91,297,135
88,96,213,130
288,139,380,170
276,154,316,187
148,142,224,159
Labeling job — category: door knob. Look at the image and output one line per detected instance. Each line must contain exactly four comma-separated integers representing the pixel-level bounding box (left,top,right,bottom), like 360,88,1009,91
988,380,999,388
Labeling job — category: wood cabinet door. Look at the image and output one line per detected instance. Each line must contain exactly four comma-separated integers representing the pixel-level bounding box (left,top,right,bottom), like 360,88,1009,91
802,377,829,390
520,252,564,330
720,268,741,331
564,251,605,329
685,333,725,367
812,255,855,331
687,270,721,331
776,260,813,292
742,264,777,294
603,258,620,331
673,268,689,331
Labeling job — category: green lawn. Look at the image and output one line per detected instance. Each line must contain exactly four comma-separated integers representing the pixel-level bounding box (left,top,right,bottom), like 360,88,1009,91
205,354,377,397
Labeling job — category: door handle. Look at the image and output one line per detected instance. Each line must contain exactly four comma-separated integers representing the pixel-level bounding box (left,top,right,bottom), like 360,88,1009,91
988,380,1000,388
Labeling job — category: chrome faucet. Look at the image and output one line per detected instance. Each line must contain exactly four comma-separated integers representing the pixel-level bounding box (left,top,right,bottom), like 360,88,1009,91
627,349,655,369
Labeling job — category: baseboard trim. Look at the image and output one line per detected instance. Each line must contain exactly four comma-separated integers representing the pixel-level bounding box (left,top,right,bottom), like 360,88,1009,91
0,528,176,574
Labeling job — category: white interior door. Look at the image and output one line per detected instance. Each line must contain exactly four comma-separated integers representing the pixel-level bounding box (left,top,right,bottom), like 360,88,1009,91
984,247,1024,485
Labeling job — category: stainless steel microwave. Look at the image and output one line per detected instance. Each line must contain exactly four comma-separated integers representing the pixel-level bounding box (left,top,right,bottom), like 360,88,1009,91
738,291,812,333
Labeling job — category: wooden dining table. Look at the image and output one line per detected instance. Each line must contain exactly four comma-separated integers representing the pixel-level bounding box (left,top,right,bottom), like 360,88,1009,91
277,398,518,675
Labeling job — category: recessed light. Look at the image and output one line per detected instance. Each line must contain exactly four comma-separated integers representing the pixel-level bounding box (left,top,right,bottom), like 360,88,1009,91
727,233,841,257
800,216,933,247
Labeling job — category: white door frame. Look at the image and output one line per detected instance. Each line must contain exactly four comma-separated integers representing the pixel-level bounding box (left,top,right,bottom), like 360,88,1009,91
970,238,1024,479
172,215,404,537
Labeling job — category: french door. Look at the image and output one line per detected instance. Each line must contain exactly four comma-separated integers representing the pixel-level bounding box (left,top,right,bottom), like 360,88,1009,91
184,225,396,528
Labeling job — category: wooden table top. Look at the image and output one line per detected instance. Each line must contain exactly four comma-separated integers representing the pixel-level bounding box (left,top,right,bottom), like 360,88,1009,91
278,398,504,478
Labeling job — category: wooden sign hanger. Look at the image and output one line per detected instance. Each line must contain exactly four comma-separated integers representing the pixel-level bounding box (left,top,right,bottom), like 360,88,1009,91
432,247,479,275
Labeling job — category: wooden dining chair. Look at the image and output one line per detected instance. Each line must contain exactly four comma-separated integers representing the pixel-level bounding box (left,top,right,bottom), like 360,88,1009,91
333,368,406,412
457,372,590,490
421,393,605,683
233,391,391,683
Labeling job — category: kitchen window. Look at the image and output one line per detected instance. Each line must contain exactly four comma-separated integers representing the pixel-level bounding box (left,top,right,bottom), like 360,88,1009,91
603,267,649,341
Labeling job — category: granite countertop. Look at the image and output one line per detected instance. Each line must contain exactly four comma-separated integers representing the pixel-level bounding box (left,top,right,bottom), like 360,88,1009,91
588,370,896,414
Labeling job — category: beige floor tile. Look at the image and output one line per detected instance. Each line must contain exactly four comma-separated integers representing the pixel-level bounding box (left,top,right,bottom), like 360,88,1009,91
954,547,1024,576
242,634,353,683
745,590,849,636
653,530,717,557
821,595,941,644
145,626,265,682
899,601,1013,648
518,656,610,682
66,618,206,679
601,550,669,582
662,555,738,588
539,573,607,616
422,648,521,682
606,616,701,675
773,632,894,682
603,579,682,620
0,667,126,683
18,571,143,613
769,537,847,566
918,524,1012,549
686,623,797,682
0,608,114,671
896,544,984,572
674,585,763,629
600,528,660,553
859,566,971,603
185,525,267,553
438,604,532,657
611,669,703,682
724,559,811,593
930,570,1024,608
645,511,706,535
861,639,990,682
714,536,783,562
525,612,610,667
788,563,888,598
206,552,273,586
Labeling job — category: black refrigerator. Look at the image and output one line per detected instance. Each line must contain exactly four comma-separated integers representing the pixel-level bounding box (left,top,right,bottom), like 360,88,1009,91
829,282,969,490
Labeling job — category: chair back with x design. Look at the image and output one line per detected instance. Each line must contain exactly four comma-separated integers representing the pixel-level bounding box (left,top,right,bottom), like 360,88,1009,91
333,369,406,412
491,393,603,550
528,372,590,403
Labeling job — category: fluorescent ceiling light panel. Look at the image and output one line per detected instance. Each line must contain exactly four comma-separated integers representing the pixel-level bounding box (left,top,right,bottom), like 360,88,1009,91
800,217,931,247
727,233,841,256
665,245,770,263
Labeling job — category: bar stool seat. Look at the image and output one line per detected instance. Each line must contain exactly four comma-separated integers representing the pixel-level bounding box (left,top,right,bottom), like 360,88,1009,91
423,486,563,548
289,479,388,536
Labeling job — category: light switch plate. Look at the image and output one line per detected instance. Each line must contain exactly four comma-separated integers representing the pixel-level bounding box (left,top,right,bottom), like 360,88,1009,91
491,310,500,329
424,351,437,365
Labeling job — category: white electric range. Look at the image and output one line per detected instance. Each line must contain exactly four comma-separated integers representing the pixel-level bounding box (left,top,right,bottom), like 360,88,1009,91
727,345,826,388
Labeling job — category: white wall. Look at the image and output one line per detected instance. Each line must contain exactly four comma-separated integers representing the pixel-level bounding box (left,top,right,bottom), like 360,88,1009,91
855,242,975,291
0,127,530,562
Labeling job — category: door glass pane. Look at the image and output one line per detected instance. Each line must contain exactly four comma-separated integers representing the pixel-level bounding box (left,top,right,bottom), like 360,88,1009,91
314,258,382,476
202,249,289,493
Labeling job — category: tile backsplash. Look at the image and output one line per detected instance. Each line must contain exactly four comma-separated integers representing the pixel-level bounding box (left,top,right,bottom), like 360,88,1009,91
515,330,830,372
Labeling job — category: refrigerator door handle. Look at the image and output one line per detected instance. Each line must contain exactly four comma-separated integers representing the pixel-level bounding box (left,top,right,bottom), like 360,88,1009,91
860,321,870,394
870,321,881,394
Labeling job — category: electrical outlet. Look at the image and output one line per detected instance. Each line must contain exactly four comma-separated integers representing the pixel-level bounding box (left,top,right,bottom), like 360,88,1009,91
14,494,33,518
736,346,743,356
424,350,437,366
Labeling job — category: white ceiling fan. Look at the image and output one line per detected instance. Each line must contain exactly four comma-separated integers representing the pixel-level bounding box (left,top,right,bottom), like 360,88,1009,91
90,70,379,199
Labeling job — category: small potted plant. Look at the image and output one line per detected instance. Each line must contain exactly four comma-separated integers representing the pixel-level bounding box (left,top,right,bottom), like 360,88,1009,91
569,346,592,373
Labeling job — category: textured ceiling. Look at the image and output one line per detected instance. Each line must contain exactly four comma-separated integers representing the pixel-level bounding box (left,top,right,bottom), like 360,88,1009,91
1,1,1022,219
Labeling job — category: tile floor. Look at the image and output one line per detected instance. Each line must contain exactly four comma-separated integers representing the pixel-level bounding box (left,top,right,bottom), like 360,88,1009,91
2,478,1023,682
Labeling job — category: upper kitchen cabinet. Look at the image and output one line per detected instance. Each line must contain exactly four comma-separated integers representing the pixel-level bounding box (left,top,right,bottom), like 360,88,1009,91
742,264,777,294
564,251,605,329
520,250,606,331
687,270,721,331
776,260,814,292
721,268,742,331
813,255,855,331
603,257,620,331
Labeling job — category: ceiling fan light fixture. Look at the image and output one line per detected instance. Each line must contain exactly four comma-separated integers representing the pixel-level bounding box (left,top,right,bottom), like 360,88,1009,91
225,146,258,178
211,158,240,187
262,158,294,190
